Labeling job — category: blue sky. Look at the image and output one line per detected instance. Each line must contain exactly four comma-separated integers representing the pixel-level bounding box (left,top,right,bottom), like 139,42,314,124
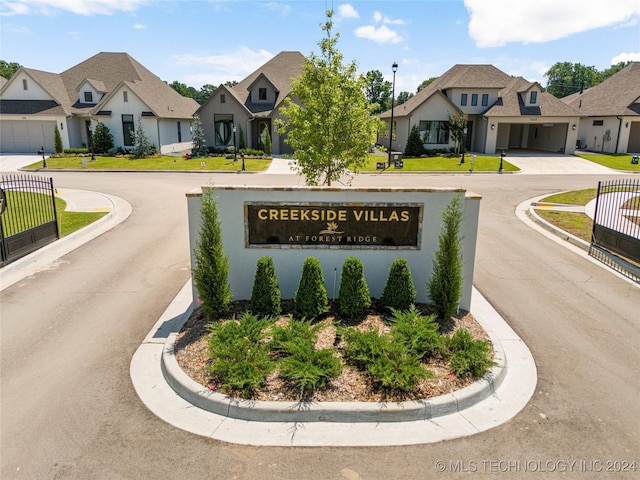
1,0,639,93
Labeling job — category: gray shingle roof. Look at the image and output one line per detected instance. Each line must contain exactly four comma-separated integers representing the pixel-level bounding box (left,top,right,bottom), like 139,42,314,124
231,51,305,115
2,52,199,119
380,64,580,119
563,62,640,116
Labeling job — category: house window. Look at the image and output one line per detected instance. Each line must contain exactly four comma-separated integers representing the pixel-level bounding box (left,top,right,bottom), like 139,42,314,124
259,88,267,101
482,94,488,106
84,92,93,103
122,114,134,146
461,94,467,106
419,120,449,144
23,79,28,90
214,114,234,146
220,94,225,103
380,121,396,140
471,94,478,106
177,122,182,142
593,119,604,126
530,91,537,104
123,91,128,103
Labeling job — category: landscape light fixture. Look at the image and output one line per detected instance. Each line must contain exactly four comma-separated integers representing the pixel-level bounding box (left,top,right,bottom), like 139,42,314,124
388,62,398,167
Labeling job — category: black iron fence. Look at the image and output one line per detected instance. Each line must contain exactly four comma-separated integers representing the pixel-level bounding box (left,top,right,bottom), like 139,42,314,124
589,178,640,282
0,174,59,266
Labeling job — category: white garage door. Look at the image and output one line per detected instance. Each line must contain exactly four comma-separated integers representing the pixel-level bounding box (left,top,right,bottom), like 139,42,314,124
0,120,56,154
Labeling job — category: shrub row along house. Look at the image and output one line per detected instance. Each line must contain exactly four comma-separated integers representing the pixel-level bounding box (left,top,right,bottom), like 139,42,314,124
379,62,640,156
0,52,199,154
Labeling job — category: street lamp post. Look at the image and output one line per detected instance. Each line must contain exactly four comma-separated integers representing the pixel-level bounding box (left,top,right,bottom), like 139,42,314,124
233,124,237,163
460,125,468,164
388,62,398,167
89,120,95,162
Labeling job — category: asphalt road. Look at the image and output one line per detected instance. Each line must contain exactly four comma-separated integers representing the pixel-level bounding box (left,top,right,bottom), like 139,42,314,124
1,170,638,479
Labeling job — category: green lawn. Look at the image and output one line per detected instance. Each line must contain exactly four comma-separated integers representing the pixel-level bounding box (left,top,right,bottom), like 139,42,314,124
540,188,598,206
23,155,272,172
1,191,107,237
576,153,640,171
358,154,519,172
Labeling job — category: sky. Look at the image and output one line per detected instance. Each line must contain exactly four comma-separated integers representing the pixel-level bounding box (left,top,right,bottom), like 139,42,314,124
1,0,639,94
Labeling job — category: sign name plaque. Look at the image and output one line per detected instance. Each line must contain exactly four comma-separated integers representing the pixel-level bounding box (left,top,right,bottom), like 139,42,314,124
245,202,422,248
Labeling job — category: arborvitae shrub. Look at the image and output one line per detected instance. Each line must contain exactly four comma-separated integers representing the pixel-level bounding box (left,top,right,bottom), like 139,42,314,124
428,195,464,319
293,257,328,320
193,190,231,320
249,256,281,318
54,125,63,153
404,124,425,157
92,122,114,154
380,258,416,311
337,257,371,318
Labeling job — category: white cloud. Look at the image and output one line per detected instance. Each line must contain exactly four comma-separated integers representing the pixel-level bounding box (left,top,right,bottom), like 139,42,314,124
372,10,403,25
465,0,640,47
172,47,274,87
262,2,292,16
1,0,149,16
612,51,640,63
355,24,403,44
336,3,359,21
134,23,147,30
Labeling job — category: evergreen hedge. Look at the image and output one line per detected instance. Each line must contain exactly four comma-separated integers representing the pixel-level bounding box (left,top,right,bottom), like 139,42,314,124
192,190,231,320
337,257,371,318
249,256,281,318
293,257,329,320
380,258,416,311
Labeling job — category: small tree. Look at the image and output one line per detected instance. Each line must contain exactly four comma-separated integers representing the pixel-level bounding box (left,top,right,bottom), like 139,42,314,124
404,125,424,157
428,195,464,319
191,114,207,158
380,258,416,312
92,122,114,154
276,10,383,185
54,125,63,153
249,257,281,318
131,117,154,158
263,128,272,156
293,257,329,320
337,257,371,318
193,189,232,320
448,112,468,155
238,125,246,151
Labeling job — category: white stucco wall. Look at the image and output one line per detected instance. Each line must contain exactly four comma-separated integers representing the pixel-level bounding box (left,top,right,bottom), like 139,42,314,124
187,186,481,313
1,72,54,101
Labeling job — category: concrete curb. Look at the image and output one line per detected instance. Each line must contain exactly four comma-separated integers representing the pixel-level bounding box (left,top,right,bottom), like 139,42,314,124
0,190,132,291
160,296,507,423
131,282,536,446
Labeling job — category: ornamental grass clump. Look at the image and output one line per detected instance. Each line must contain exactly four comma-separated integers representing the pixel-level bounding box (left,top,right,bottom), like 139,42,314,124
207,313,274,398
337,257,371,319
249,256,281,318
293,257,329,320
380,258,416,311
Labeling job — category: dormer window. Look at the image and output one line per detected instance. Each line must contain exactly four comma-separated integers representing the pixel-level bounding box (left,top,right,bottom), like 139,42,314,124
84,92,93,103
530,91,538,104
259,88,267,101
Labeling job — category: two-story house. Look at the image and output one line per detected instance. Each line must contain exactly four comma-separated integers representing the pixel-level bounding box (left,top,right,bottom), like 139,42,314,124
0,52,199,154
380,64,582,156
197,51,305,155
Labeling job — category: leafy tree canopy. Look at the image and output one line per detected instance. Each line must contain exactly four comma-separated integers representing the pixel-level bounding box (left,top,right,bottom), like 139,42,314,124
277,10,383,186
417,77,438,92
364,69,391,113
0,60,21,79
543,61,632,98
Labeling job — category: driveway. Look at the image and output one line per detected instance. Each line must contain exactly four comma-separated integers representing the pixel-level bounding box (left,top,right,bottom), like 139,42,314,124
501,151,622,175
0,154,44,172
